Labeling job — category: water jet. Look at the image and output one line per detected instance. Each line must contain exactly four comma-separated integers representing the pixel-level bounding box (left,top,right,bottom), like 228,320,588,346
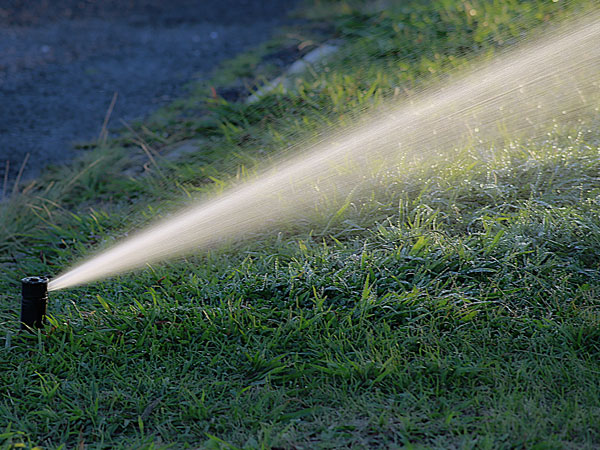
20,276,49,330
47,14,600,292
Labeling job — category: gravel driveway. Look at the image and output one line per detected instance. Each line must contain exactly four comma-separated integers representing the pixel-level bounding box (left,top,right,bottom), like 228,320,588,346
0,0,298,180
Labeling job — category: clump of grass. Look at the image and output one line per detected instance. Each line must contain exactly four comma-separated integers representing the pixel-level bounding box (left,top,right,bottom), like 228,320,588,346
1,0,599,448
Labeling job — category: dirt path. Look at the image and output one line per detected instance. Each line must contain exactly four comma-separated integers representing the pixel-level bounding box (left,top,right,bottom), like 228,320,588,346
0,0,298,180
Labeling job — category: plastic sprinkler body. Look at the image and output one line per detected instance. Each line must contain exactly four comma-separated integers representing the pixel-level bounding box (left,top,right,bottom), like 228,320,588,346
21,276,49,330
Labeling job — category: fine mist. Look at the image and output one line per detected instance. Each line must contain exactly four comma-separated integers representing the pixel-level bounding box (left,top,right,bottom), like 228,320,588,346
49,14,600,291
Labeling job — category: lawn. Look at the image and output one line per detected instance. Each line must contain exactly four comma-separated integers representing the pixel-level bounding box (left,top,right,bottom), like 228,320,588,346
1,0,599,448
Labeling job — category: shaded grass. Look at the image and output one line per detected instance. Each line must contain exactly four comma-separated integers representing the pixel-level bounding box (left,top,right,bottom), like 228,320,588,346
1,0,600,448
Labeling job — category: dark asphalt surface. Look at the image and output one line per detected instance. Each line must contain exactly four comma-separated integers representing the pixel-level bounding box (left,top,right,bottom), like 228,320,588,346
0,0,298,180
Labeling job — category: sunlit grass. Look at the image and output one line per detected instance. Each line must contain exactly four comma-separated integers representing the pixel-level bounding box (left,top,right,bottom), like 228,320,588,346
0,0,599,448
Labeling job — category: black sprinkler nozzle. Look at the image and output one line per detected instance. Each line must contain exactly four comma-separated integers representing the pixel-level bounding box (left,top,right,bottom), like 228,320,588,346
20,276,49,330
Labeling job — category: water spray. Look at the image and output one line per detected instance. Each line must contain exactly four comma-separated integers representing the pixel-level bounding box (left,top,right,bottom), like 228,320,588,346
47,13,600,292
20,276,49,330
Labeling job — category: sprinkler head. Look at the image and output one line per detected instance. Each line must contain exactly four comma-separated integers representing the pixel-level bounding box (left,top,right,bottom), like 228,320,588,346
20,276,49,330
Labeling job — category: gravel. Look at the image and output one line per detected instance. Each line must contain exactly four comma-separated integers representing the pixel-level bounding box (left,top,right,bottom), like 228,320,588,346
0,0,299,180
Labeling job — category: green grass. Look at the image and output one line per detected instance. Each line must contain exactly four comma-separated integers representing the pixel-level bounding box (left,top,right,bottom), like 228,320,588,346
1,0,600,448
